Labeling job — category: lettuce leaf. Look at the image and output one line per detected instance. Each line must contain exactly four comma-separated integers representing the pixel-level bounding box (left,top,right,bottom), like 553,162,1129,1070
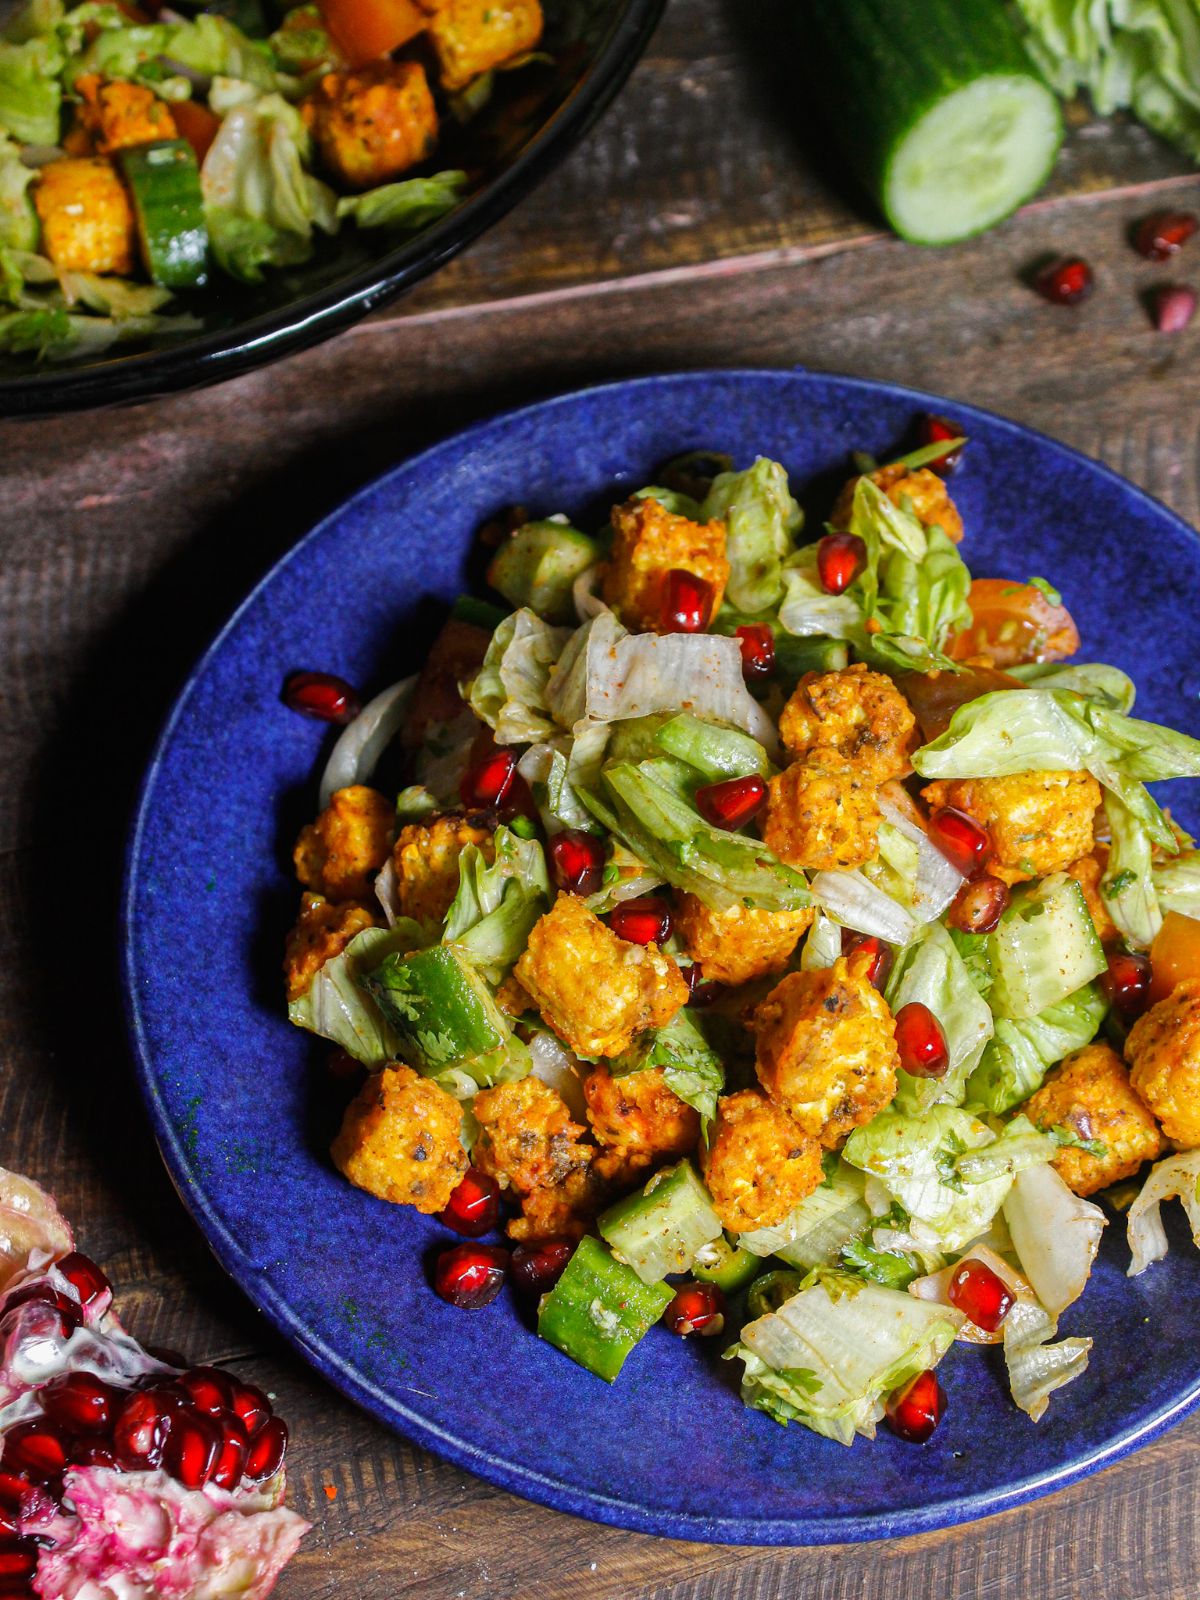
1003,1294,1092,1421
876,525,972,654
741,1161,871,1265
0,134,36,251
1007,659,1136,712
967,982,1107,1115
1126,1148,1200,1275
886,924,994,1113
466,607,572,744
336,170,467,231
1101,789,1162,949
69,11,278,90
442,824,550,984
1153,850,1200,918
702,456,802,614
613,1009,723,1122
0,38,62,143
287,921,427,1064
0,304,199,359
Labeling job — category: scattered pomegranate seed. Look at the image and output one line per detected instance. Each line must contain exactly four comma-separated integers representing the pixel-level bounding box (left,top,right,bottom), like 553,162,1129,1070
608,896,672,946
1135,210,1198,262
165,1413,222,1490
433,1243,508,1310
211,1415,249,1491
243,1417,289,1485
1101,947,1153,1021
659,568,713,633
885,1369,946,1444
54,1253,113,1317
895,1002,950,1079
2,1423,67,1482
549,829,606,895
948,1259,1015,1333
841,930,894,991
681,961,722,1006
179,1366,234,1418
439,1167,501,1238
735,623,776,680
1153,285,1197,334
460,748,517,810
664,1281,725,1337
1033,256,1094,306
229,1383,272,1439
917,414,964,475
816,532,867,595
694,773,767,830
281,670,361,725
947,874,1010,935
928,807,992,879
510,1239,574,1296
37,1372,115,1434
112,1391,173,1470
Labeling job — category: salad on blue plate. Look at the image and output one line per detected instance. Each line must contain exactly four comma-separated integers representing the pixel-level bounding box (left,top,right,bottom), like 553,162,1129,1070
280,421,1200,1448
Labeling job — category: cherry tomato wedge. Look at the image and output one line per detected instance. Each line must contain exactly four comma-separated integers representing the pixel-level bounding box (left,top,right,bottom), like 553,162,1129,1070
171,99,221,164
946,578,1080,668
1148,910,1200,1005
316,0,425,66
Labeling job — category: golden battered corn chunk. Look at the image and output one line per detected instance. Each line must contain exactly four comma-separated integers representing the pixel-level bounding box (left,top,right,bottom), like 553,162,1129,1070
303,60,437,190
33,158,135,275
600,496,729,633
294,785,394,902
426,0,544,92
700,1089,823,1233
762,753,881,872
1065,852,1118,944
506,1161,606,1243
392,812,494,926
779,664,917,782
832,464,963,542
472,1076,591,1196
1023,1042,1165,1196
283,891,379,1001
920,771,1101,884
582,1064,700,1161
514,893,688,1058
331,1063,466,1212
1127,982,1200,1149
674,894,813,986
753,954,899,1147
75,75,178,154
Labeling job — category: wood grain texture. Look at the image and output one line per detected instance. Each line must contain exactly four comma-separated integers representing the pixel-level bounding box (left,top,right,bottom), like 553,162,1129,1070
5,4,1200,1594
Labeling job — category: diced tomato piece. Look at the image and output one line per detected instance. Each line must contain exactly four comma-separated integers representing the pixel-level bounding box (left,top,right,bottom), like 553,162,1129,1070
317,0,426,66
171,99,221,164
946,578,1080,668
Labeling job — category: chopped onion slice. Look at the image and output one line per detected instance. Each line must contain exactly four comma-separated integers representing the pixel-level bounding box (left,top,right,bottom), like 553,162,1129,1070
528,1030,587,1121
572,565,608,623
909,1243,1030,1346
879,788,963,921
1003,1163,1105,1316
810,869,918,946
1003,1297,1092,1422
1126,1149,1200,1276
318,676,415,808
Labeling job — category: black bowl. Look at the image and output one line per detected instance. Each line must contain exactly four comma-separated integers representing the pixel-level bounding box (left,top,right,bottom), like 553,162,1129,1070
0,0,664,419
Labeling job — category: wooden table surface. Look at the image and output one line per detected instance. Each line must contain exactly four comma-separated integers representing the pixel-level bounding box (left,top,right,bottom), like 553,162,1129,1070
5,3,1200,1595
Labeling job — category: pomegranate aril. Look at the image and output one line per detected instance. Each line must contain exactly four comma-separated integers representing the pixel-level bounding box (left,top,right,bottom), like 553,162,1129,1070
243,1417,289,1485
1033,256,1094,306
0,1476,29,1515
211,1416,249,1491
682,961,722,1006
608,896,672,946
947,874,1010,935
549,829,605,895
179,1366,234,1418
928,807,992,879
948,1259,1015,1333
438,1166,501,1238
816,532,867,595
37,1372,115,1433
433,1242,508,1309
1135,209,1198,261
895,1001,950,1079
664,1281,725,1337
885,1369,945,1444
510,1239,574,1296
735,623,775,680
841,931,894,991
460,748,517,810
2,1424,66,1482
282,670,360,725
1101,947,1153,1021
917,414,964,475
694,773,767,831
0,1552,34,1581
74,1444,120,1470
53,1252,113,1317
229,1383,272,1438
660,568,713,634
2,1285,80,1338
1153,284,1197,334
112,1391,173,1470
165,1412,222,1490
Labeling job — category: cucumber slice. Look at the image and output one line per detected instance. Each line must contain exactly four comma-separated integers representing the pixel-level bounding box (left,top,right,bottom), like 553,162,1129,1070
988,873,1106,1021
487,521,597,624
803,0,1063,247
118,140,208,289
365,945,511,1075
597,1159,722,1286
537,1236,672,1383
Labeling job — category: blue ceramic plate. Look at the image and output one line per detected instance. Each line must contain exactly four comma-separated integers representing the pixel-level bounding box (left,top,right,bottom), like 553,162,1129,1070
122,370,1200,1545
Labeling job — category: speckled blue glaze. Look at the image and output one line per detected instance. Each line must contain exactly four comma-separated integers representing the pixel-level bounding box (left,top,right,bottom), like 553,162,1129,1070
122,370,1200,1546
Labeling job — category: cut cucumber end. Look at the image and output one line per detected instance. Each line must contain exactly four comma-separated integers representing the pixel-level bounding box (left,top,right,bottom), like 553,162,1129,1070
883,75,1062,246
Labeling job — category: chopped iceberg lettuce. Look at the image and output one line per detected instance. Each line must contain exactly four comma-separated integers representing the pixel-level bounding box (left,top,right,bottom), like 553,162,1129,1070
467,607,572,744
967,981,1107,1114
1101,790,1162,949
886,923,994,1112
613,1009,724,1122
702,456,803,614
442,825,550,983
287,921,426,1064
1002,1295,1092,1422
1126,1149,1200,1276
336,171,467,231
